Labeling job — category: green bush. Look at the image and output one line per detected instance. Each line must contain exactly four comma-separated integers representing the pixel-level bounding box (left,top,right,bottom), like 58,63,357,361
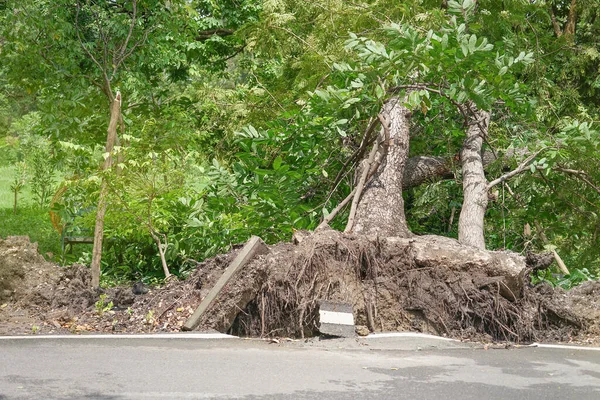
532,267,598,290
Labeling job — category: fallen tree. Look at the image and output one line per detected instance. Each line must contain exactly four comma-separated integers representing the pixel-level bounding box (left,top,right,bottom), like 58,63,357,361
190,229,594,344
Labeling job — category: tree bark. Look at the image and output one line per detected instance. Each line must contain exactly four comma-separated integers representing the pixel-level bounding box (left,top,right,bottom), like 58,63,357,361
564,0,578,38
90,92,121,288
549,0,578,40
458,108,490,249
351,98,412,237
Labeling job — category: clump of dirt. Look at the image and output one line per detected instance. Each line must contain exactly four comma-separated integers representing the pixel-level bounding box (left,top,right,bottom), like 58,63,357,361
0,236,63,302
1,232,600,345
0,235,238,335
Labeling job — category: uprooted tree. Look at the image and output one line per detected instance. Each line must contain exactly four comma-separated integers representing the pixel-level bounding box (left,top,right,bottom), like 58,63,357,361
321,17,540,252
206,10,598,341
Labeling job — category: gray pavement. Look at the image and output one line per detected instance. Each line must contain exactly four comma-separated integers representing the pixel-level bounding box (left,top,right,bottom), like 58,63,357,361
1,334,599,399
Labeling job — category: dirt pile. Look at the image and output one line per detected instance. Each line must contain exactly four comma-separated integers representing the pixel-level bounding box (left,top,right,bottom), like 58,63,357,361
0,236,58,301
0,235,235,335
1,233,599,345
204,229,600,344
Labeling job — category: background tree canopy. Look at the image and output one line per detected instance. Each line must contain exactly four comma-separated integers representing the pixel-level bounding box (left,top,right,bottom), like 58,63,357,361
0,0,598,288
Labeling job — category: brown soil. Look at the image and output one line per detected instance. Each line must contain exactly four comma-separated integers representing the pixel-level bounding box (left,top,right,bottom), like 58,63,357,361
1,233,599,345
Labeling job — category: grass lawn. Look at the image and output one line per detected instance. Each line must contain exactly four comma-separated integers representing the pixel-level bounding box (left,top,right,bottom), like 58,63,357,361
0,206,62,258
0,165,36,210
0,165,61,258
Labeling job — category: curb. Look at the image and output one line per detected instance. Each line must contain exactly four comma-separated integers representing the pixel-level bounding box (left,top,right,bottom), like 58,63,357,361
0,333,238,340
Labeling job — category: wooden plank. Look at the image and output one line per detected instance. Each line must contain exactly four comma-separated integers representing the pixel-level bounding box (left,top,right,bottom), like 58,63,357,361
182,236,269,332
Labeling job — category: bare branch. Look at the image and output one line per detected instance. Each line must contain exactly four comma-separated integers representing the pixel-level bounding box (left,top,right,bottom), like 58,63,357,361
344,126,382,232
317,187,355,230
196,28,235,41
75,4,103,74
117,0,137,63
111,0,140,78
319,133,385,230
487,148,548,189
328,117,379,198
119,28,151,64
75,1,113,100
555,167,600,197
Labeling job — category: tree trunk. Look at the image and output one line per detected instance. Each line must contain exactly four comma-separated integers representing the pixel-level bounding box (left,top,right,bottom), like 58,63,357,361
150,230,172,279
564,0,578,38
458,108,490,249
351,97,412,237
90,92,121,288
550,0,578,41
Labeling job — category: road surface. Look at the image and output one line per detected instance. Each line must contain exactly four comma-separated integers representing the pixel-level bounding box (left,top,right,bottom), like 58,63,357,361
1,333,599,399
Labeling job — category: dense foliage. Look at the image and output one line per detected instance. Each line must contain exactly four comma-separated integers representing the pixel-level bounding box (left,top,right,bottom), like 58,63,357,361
0,0,598,287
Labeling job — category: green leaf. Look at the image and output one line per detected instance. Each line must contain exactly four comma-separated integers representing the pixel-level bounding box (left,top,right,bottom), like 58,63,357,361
468,34,477,53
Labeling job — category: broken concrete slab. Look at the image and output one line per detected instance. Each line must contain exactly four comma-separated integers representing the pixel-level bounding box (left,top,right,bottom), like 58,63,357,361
318,300,356,338
182,236,269,332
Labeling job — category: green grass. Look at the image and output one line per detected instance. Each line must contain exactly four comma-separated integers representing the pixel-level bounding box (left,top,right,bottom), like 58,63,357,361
0,165,36,210
0,206,62,258
0,158,61,259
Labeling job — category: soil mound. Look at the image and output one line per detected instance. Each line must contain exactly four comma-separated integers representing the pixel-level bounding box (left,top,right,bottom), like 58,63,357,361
203,230,597,343
1,233,599,345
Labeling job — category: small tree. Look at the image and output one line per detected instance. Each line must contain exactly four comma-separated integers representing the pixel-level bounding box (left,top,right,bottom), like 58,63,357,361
3,0,259,287
10,161,27,214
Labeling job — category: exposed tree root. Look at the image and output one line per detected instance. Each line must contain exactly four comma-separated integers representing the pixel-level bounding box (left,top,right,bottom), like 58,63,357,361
218,230,596,343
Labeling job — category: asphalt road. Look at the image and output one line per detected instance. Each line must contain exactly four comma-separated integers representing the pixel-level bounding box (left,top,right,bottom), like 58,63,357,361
1,334,599,399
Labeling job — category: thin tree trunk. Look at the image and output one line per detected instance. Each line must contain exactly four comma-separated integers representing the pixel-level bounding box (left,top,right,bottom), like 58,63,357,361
458,108,490,249
550,0,578,40
150,230,171,279
90,92,121,288
533,221,570,275
550,6,563,37
351,97,412,237
564,0,578,38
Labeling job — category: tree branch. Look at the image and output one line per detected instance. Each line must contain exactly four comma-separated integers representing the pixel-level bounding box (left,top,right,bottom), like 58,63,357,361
75,2,114,100
328,117,379,198
554,167,600,197
487,147,548,190
344,125,382,232
196,28,235,41
117,0,137,64
564,0,578,37
549,5,563,37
